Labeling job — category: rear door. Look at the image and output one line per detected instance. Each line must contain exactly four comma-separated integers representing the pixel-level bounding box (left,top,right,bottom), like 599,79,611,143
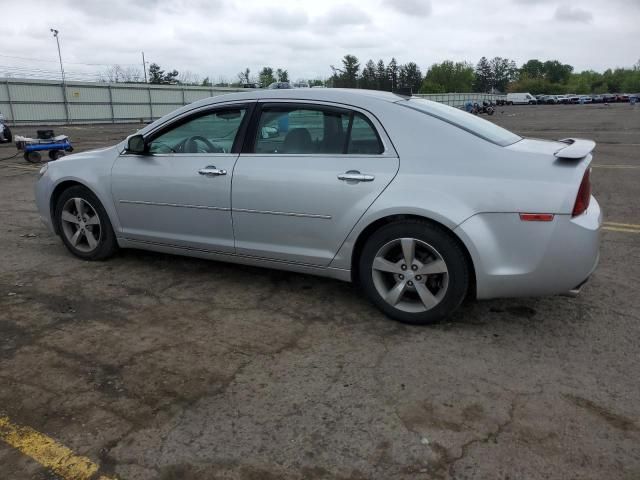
231,101,399,266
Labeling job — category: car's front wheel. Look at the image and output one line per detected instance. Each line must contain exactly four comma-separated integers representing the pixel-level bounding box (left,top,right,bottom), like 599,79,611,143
358,221,470,325
54,185,118,260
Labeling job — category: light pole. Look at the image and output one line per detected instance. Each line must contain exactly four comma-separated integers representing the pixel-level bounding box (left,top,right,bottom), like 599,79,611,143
141,51,148,83
50,28,71,122
50,29,65,83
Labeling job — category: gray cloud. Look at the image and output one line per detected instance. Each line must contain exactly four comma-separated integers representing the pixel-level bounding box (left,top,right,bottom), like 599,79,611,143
1,0,636,82
383,0,432,16
249,8,309,29
554,5,594,23
314,4,372,27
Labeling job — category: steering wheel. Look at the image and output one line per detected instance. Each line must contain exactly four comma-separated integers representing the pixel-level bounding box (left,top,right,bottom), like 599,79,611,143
184,135,223,153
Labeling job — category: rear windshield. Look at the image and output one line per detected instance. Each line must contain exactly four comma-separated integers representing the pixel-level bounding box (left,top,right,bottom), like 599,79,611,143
401,98,522,147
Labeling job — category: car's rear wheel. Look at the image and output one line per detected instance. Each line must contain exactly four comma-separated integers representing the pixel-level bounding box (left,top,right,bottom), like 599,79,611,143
54,185,117,260
358,221,470,325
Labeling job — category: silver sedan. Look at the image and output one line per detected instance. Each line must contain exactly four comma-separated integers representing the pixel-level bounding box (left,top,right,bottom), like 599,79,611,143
34,89,601,324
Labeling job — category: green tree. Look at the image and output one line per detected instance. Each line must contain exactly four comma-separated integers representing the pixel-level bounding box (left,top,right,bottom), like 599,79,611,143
376,59,389,90
387,58,399,90
398,62,422,92
259,67,275,87
543,60,573,84
201,77,212,87
148,63,164,84
489,57,518,92
275,68,289,83
419,80,446,94
474,56,492,92
520,59,545,79
360,60,377,89
331,54,360,88
148,63,179,84
238,68,251,85
422,60,474,93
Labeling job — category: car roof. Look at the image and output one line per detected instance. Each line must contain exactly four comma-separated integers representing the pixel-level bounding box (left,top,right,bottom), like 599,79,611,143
196,88,404,107
138,89,410,135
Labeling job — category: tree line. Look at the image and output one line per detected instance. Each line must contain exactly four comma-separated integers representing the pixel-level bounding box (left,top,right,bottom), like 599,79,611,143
100,57,640,94
329,54,640,94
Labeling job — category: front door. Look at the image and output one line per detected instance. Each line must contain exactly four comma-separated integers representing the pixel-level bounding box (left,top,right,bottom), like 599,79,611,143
111,105,249,252
232,102,399,266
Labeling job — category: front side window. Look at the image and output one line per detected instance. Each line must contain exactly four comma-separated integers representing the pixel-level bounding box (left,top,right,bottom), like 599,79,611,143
253,105,383,155
149,108,246,154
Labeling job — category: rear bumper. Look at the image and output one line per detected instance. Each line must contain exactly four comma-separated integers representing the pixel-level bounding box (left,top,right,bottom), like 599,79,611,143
455,196,602,299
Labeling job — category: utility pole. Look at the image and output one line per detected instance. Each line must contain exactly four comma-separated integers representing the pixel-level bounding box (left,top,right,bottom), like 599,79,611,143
141,51,148,83
51,28,71,123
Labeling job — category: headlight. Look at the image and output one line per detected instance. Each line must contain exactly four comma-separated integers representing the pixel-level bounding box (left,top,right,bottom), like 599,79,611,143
38,163,49,179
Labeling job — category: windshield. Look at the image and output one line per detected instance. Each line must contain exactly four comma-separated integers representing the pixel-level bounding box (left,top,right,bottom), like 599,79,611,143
401,98,522,147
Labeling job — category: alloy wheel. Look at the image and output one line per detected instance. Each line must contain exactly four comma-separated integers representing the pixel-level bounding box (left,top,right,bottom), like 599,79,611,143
371,237,449,313
60,197,102,253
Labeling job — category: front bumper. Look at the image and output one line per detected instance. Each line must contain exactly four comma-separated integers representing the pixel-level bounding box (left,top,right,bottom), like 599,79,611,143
34,175,55,234
455,196,602,299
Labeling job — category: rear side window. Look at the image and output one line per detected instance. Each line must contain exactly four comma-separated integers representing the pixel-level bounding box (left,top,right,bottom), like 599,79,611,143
253,105,383,155
403,98,521,147
347,113,383,154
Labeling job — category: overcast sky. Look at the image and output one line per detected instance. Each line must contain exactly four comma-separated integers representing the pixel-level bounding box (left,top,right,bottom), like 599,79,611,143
1,0,638,82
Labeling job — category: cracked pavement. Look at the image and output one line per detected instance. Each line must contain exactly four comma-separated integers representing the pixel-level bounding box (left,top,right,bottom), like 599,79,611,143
1,104,639,479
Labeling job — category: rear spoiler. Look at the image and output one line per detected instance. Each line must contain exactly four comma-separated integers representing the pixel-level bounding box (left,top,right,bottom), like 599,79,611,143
554,138,596,160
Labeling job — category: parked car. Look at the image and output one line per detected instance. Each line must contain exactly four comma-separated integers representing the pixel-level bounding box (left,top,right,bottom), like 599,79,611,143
268,82,292,89
616,94,630,102
506,92,537,105
602,94,617,103
591,95,604,103
579,96,593,104
568,95,581,104
0,111,12,143
543,95,558,104
535,94,547,103
555,95,570,104
34,89,601,325
291,82,310,88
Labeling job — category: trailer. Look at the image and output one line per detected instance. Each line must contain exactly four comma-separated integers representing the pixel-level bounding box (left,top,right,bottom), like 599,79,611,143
15,132,74,163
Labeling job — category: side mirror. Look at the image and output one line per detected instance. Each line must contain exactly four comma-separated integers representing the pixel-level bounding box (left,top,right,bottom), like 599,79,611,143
126,134,146,154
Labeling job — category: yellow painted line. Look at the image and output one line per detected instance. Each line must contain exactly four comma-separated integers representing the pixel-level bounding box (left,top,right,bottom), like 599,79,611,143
603,226,640,233
603,221,640,228
0,416,115,480
592,164,640,169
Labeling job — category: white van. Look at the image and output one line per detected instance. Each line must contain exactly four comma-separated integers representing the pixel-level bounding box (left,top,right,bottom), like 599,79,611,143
506,93,537,105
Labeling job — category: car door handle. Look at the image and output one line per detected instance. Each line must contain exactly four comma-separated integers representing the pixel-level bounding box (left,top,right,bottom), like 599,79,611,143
198,166,227,176
338,171,375,182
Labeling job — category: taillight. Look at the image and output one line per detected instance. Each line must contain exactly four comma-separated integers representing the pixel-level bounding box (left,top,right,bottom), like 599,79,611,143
572,168,591,217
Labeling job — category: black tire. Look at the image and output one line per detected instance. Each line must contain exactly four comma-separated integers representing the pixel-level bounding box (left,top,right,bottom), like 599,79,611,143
358,221,470,325
54,185,118,261
25,151,42,163
49,150,65,160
